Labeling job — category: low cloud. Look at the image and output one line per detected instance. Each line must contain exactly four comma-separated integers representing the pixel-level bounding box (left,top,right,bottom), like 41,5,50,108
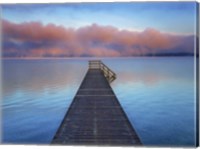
2,19,194,57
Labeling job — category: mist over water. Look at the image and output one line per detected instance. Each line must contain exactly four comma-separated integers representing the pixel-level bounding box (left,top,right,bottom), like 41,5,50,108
2,57,196,146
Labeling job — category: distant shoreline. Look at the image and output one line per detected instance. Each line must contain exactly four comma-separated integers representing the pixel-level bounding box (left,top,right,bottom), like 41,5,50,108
1,55,197,60
2,52,198,59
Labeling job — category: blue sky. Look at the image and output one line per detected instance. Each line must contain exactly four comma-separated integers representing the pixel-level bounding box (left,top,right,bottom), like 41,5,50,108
2,2,197,35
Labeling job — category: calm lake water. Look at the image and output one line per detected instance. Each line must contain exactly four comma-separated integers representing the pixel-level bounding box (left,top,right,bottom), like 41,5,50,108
2,57,197,146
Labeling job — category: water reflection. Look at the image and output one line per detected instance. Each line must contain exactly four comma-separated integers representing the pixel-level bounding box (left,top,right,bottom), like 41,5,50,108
2,59,88,144
2,57,196,146
103,57,193,86
105,57,195,146
3,59,87,96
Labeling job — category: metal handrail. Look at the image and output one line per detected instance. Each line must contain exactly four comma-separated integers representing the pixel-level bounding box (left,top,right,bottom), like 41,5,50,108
89,60,116,83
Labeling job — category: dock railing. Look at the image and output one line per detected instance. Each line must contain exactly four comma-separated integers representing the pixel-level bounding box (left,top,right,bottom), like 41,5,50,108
89,60,116,83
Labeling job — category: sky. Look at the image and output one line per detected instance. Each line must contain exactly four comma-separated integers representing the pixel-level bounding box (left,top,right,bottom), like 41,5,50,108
1,2,198,57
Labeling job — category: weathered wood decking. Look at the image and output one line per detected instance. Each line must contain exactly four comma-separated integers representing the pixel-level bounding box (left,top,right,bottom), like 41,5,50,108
52,60,142,145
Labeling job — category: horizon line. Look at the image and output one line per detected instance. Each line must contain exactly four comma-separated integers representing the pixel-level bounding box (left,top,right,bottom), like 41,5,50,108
1,55,196,60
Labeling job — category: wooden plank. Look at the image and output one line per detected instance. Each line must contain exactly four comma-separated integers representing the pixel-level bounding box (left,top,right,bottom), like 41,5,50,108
51,63,142,145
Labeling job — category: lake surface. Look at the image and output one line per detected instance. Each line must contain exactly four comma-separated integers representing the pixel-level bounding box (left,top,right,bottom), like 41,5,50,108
1,57,197,146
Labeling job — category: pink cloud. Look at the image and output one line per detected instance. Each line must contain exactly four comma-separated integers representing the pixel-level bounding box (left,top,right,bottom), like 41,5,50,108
3,19,74,42
2,19,194,57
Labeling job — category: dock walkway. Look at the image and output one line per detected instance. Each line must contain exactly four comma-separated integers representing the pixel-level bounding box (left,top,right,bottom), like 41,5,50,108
52,60,142,145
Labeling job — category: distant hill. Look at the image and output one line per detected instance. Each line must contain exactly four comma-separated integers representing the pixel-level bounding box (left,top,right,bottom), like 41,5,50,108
141,52,196,57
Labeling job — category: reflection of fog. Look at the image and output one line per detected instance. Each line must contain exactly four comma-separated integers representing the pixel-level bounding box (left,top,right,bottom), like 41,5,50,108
2,59,88,96
104,57,194,87
2,57,194,96
116,72,166,85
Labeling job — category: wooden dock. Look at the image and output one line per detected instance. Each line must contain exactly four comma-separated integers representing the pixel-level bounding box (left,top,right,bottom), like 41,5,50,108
52,60,142,145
